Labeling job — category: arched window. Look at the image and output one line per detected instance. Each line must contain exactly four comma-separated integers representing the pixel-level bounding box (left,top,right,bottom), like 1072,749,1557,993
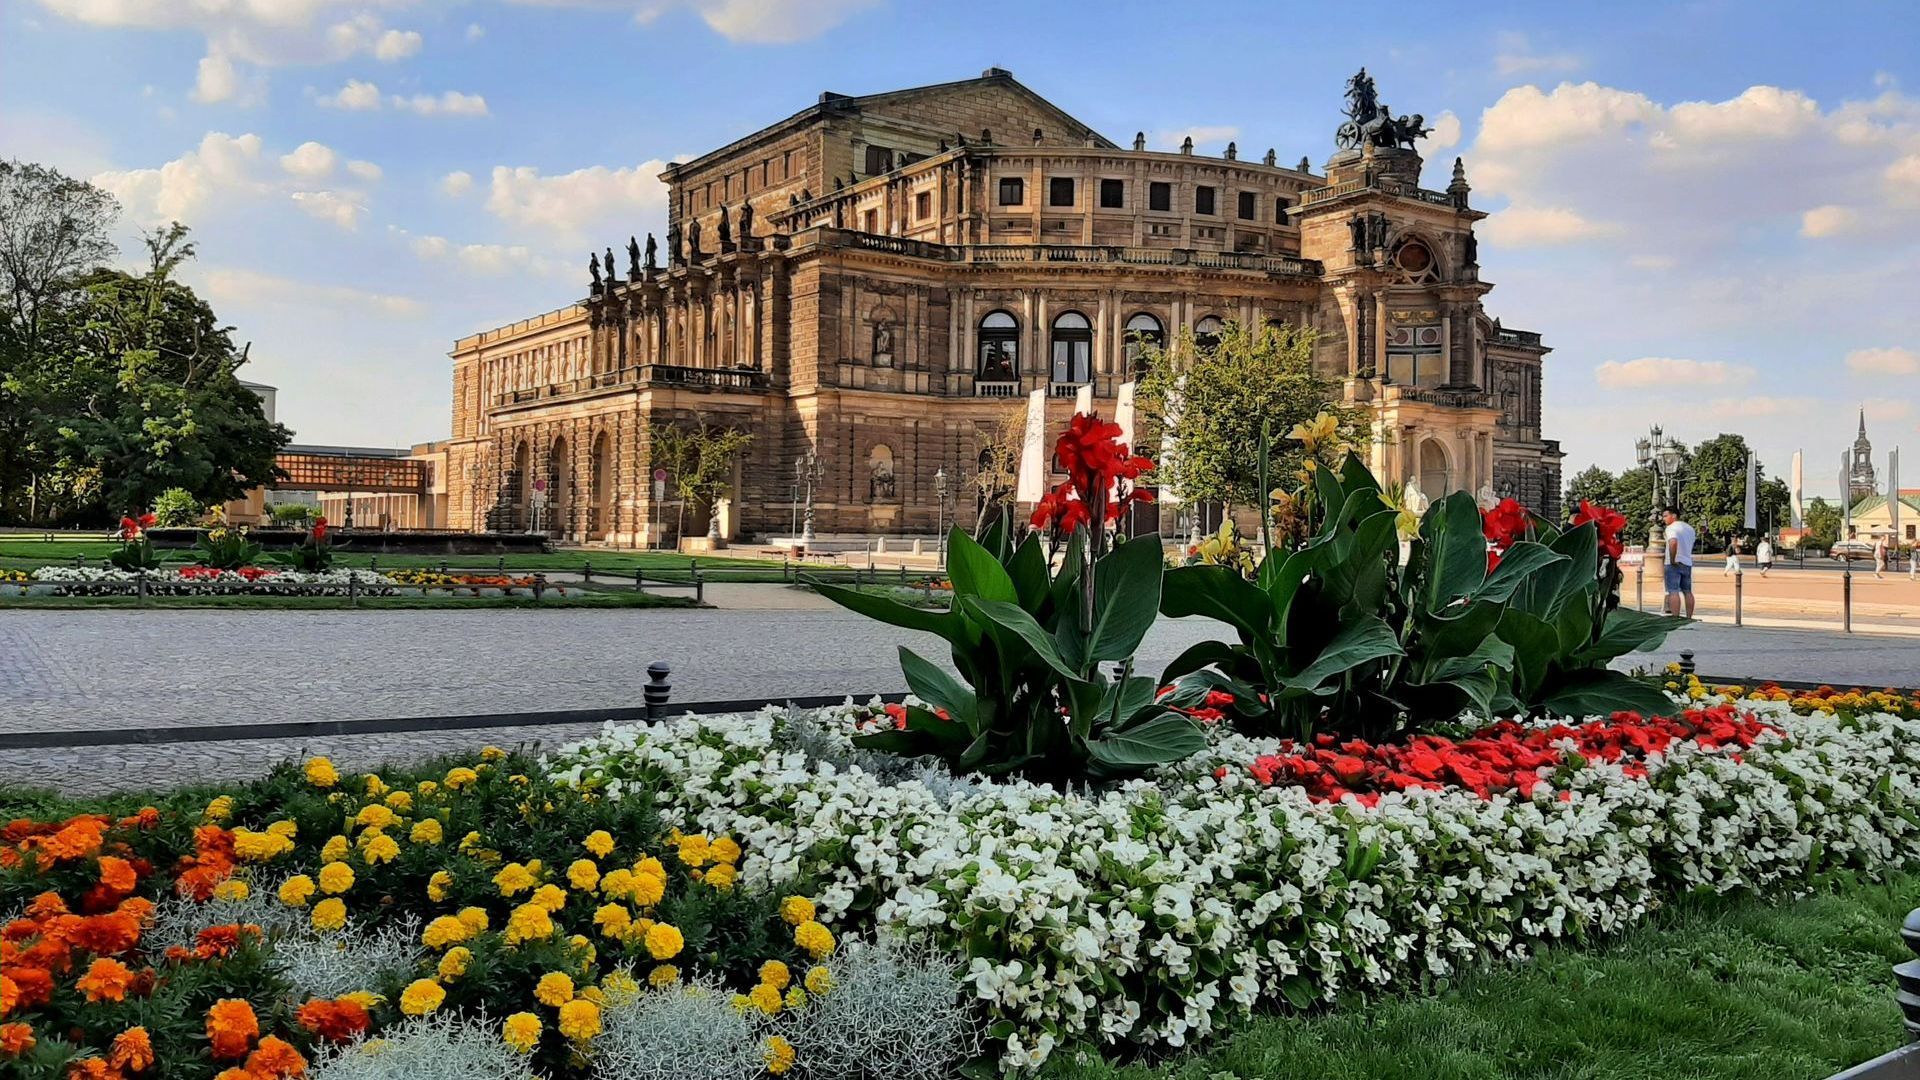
1051,311,1092,384
977,311,1019,380
1123,312,1164,375
1194,315,1224,353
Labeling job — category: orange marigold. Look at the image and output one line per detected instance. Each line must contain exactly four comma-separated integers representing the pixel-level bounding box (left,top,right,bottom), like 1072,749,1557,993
295,997,371,1043
75,957,135,1003
57,910,142,956
97,856,138,895
244,1035,307,1078
0,1021,33,1054
205,998,259,1059
193,924,260,960
3,967,53,1009
29,816,109,862
65,1057,112,1079
109,1026,154,1070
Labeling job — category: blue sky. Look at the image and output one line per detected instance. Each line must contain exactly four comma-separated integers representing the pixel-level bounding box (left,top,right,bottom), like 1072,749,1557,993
5,0,1918,498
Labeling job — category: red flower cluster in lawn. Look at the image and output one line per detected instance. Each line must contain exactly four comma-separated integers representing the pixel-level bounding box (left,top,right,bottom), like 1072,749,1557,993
1480,497,1531,572
872,702,952,730
117,513,156,541
179,565,274,582
1225,704,1774,805
1570,499,1629,561
1031,412,1154,532
310,517,329,542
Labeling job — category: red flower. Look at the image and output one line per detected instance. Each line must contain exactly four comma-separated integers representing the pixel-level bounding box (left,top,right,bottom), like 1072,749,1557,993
1570,499,1628,561
1481,497,1530,552
1030,485,1092,533
117,513,154,540
311,517,329,542
1031,411,1153,533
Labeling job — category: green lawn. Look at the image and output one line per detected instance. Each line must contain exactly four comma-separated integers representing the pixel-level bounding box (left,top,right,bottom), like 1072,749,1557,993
1047,872,1917,1080
0,535,789,577
0,588,697,610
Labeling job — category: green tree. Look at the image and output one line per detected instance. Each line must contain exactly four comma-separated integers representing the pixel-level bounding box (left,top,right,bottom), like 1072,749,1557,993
1564,466,1616,512
1805,496,1840,548
0,160,119,521
1676,434,1786,551
1134,320,1363,511
648,423,753,541
46,225,289,516
151,487,202,527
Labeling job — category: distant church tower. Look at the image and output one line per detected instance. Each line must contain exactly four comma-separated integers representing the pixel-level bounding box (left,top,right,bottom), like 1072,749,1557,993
1849,408,1879,504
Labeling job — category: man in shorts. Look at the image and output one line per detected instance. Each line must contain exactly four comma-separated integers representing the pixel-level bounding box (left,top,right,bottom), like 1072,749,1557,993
1662,506,1696,617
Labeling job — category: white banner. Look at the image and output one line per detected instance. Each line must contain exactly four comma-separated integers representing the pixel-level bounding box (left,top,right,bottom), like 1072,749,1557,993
1743,453,1757,530
1842,451,1852,537
1890,448,1901,540
1790,450,1804,529
1073,382,1094,417
1157,377,1182,506
1015,387,1048,504
1113,381,1137,449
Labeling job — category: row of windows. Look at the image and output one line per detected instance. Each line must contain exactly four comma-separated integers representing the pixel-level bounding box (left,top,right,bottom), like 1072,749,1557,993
997,177,1292,224
690,148,800,215
976,310,1222,382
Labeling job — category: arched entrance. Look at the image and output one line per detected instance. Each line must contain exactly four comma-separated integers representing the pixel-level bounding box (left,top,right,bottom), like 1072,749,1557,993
548,437,570,539
512,440,532,532
590,432,613,542
1418,438,1452,504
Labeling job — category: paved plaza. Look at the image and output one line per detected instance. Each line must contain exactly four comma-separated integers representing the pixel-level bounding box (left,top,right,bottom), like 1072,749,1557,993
3,589,1917,793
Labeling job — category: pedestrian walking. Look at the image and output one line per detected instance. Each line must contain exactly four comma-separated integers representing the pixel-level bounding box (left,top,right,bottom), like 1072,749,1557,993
1874,535,1888,578
1756,537,1773,577
1662,506,1696,618
1723,537,1741,577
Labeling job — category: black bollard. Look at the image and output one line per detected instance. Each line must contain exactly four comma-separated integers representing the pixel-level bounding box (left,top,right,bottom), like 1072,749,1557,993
1677,650,1695,677
644,662,673,719
582,561,592,584
1896,907,1920,1039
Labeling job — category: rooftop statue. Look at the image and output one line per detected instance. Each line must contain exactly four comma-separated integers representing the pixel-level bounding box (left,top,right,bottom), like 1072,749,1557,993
1335,68,1433,152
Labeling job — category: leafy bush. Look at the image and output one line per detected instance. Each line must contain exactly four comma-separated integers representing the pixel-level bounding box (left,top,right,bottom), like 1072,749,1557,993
270,502,315,525
194,526,263,569
152,487,203,527
106,511,165,571
273,516,338,572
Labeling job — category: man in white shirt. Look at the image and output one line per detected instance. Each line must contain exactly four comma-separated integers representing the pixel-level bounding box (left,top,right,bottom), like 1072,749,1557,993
1662,506,1696,617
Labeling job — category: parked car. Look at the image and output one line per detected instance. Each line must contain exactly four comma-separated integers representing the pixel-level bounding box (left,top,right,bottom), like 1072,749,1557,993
1829,539,1875,560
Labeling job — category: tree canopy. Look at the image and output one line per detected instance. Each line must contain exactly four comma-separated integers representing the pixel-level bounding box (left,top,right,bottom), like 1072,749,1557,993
1676,433,1788,549
1134,320,1364,510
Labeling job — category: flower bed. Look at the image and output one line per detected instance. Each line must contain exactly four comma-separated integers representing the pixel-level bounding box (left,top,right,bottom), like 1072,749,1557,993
17,566,398,597
545,694,1920,1071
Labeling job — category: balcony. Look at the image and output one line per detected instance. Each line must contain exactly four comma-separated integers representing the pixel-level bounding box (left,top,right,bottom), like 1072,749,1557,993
974,380,1020,398
1049,382,1088,398
1388,384,1487,409
816,228,1321,278
492,363,769,407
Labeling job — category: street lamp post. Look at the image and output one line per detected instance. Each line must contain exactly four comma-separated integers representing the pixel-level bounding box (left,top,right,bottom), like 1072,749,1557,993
933,467,949,569
1635,424,1685,552
797,450,823,545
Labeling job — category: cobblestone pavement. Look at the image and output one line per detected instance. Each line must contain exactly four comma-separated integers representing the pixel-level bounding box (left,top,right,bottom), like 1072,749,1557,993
2,603,1914,795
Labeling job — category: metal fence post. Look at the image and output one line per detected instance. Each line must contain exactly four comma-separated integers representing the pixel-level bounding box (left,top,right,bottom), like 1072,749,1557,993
498,556,506,573
348,574,358,608
1897,907,1920,1040
582,561,592,584
1635,560,1644,612
634,568,645,594
369,556,377,573
532,573,546,601
1844,569,1853,634
135,570,147,607
644,661,672,720
1733,567,1743,627
694,567,704,605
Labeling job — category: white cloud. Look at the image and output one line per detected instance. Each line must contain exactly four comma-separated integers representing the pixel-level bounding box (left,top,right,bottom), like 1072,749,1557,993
1887,154,1920,205
190,49,245,104
289,189,366,230
390,91,489,117
1593,357,1755,389
1705,395,1801,417
318,78,382,110
1479,205,1613,247
1153,125,1239,151
407,233,450,259
372,27,422,61
1800,204,1860,238
92,131,267,224
1492,32,1581,76
484,159,672,240
201,266,424,318
1660,86,1821,146
440,170,475,197
345,159,382,181
1476,82,1660,153
465,22,485,41
1846,347,1920,376
279,140,337,179
394,227,567,278
1415,110,1460,154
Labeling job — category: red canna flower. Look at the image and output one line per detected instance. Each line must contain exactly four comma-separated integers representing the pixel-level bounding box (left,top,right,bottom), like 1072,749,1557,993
1570,499,1628,561
1481,497,1530,552
311,517,329,542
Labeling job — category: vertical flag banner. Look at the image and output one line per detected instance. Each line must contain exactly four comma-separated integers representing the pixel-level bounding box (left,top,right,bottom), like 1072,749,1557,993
1842,451,1852,539
1790,450,1804,529
1073,382,1094,417
1112,382,1137,450
1890,448,1901,543
1015,387,1048,504
1158,377,1183,507
1743,453,1757,531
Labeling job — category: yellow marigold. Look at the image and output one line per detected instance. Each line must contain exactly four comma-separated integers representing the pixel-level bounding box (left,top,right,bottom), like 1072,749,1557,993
747,982,782,1015
502,1012,541,1054
567,859,600,892
422,916,469,950
311,897,347,932
780,896,815,926
321,835,350,863
317,861,355,894
305,757,339,788
504,902,554,945
675,834,711,868
438,946,472,980
212,879,250,902
594,903,631,938
633,856,665,879
582,830,615,858
643,922,684,960
384,791,413,812
457,906,490,934
804,965,833,996
232,828,294,862
578,986,608,1008
354,804,397,831
784,985,807,1009
427,870,452,902
278,875,316,907
730,993,752,1013
480,745,508,762
411,818,443,846
444,767,478,790
339,991,381,1010
534,972,574,1006
759,961,791,990
204,795,235,822
704,863,736,890
362,833,400,866
765,1035,796,1075
265,818,297,839
493,862,537,896
794,920,834,959
399,978,445,1016
629,872,666,908
570,935,596,966
557,999,600,1042
648,964,680,989
710,836,742,865
601,969,641,1000
598,868,634,899
418,780,440,796
531,884,568,913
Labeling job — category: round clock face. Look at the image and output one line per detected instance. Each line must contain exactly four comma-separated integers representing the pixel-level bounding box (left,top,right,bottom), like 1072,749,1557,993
1396,241,1432,273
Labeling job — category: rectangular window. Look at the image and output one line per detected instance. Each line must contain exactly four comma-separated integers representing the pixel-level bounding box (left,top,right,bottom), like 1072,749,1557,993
998,177,1024,205
864,145,892,175
915,191,932,219
1099,178,1124,208
724,174,732,199
1275,197,1291,226
1195,186,1216,215
1148,181,1171,211
1237,191,1256,220
1048,177,1075,206
862,209,879,233
782,150,793,178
